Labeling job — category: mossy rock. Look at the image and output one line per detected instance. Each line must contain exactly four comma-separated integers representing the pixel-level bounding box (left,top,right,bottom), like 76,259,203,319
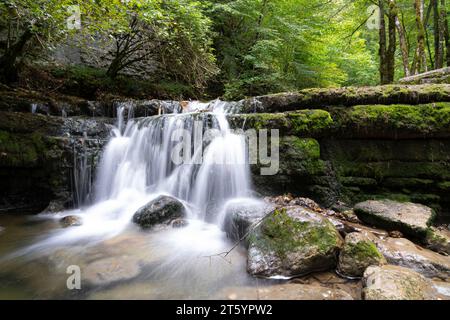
424,227,450,255
228,109,333,137
281,137,320,160
333,103,450,138
338,232,386,278
247,207,343,278
239,84,450,113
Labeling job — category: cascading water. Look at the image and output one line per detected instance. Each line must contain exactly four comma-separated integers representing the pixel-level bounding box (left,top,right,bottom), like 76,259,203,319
33,99,254,245
0,99,267,299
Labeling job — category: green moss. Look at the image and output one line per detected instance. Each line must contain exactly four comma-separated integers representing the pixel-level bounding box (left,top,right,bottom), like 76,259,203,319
243,113,290,130
345,240,383,261
255,209,339,258
343,103,450,133
437,181,450,191
341,177,378,187
281,137,320,160
0,130,48,167
288,109,333,135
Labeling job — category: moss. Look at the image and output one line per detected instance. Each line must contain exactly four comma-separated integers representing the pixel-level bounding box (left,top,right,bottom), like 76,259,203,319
336,161,450,180
288,109,333,135
345,240,384,262
255,209,339,258
243,113,290,130
437,181,450,191
342,103,450,134
341,177,378,187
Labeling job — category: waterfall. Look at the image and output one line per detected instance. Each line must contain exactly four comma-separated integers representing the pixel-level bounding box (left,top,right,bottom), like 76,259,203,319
13,99,255,259
94,99,252,222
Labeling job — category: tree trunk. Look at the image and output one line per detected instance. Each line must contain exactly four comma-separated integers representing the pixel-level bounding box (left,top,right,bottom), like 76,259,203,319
415,0,428,73
379,0,389,84
0,28,32,83
434,0,445,68
440,0,450,66
395,12,411,76
386,1,397,82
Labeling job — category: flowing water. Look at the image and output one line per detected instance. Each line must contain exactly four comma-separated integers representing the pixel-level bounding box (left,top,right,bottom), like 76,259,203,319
0,100,272,299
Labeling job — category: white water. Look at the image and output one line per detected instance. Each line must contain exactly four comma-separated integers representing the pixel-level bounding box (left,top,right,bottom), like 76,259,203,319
30,100,254,249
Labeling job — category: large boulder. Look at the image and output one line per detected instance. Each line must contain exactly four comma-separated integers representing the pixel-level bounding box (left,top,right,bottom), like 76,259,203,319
338,232,386,278
354,200,435,239
362,265,439,300
223,199,275,242
132,195,185,228
247,206,343,278
372,237,450,280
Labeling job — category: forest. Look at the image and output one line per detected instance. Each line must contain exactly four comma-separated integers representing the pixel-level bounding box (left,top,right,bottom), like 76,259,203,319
1,0,450,303
1,0,450,99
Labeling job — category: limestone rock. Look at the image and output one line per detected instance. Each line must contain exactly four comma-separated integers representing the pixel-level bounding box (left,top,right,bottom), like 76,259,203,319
354,199,435,239
132,195,185,228
247,206,343,278
338,232,386,278
374,237,450,280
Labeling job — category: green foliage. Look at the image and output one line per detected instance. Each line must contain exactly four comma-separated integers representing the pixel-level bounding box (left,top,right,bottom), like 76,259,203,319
208,0,378,99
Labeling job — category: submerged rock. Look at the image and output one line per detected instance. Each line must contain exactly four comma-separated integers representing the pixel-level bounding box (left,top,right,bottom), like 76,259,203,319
338,232,386,278
373,237,450,280
84,256,142,286
217,283,353,300
362,265,438,300
132,195,185,228
223,200,275,242
60,215,82,227
247,206,343,278
354,199,435,239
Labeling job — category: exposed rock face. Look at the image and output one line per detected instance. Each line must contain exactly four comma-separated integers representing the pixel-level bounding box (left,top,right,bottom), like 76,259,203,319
362,265,439,300
60,215,83,228
338,232,386,278
425,227,450,255
247,206,343,278
373,237,450,280
132,195,185,228
223,199,274,242
217,283,353,300
354,200,435,239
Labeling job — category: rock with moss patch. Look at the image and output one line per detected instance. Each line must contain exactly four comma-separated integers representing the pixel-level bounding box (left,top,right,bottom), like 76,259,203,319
223,199,274,242
338,232,386,278
373,237,450,280
362,265,439,300
425,227,450,255
247,206,343,278
132,195,185,228
354,199,435,239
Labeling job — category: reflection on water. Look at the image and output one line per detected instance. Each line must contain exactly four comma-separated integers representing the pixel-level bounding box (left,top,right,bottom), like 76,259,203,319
0,214,272,300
